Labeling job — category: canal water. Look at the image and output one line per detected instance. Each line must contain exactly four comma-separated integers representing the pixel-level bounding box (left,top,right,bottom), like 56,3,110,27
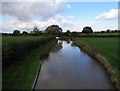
35,40,115,89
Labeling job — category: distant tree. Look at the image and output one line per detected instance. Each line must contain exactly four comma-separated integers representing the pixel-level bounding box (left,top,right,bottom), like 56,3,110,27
22,31,28,35
101,31,106,33
44,25,62,35
82,26,93,33
65,30,71,36
30,26,42,35
33,26,39,33
107,29,110,33
13,30,20,35
66,30,70,33
111,30,118,32
114,30,118,32
71,32,79,37
111,30,114,32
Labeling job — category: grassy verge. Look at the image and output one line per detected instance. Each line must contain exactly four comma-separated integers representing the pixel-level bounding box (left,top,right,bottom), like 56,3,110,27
72,37,119,89
3,37,57,89
2,36,54,66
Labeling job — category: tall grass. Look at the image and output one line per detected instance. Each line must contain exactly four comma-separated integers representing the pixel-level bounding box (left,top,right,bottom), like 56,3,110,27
2,36,54,66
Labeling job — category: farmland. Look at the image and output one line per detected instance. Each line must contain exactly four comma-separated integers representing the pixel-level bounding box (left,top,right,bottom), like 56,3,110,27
74,37,119,68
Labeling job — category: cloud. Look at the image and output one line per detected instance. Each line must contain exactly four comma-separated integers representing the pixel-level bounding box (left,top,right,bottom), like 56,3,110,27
2,1,74,33
2,1,69,21
67,4,71,8
2,14,77,33
96,9,118,20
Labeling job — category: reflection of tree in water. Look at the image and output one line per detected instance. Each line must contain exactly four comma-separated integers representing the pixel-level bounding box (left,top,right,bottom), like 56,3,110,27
51,40,63,52
66,39,70,44
41,40,62,63
40,40,58,62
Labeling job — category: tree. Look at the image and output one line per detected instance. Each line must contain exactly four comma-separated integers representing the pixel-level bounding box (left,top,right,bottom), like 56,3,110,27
82,26,93,33
114,30,118,32
44,25,62,35
71,32,79,37
107,29,110,33
33,26,39,33
13,30,20,35
65,30,71,36
101,31,106,33
30,26,42,35
22,31,28,35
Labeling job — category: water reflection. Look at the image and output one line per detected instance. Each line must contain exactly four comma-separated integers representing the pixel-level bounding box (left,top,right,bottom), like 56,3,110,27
35,40,115,89
66,39,70,44
51,40,63,52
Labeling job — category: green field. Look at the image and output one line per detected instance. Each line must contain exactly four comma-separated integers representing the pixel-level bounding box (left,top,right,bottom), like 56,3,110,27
77,32,120,37
2,35,57,89
75,37,119,70
2,35,52,44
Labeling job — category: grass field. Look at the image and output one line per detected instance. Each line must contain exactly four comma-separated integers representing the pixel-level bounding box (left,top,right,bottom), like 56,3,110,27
78,32,119,36
75,37,119,70
3,36,57,89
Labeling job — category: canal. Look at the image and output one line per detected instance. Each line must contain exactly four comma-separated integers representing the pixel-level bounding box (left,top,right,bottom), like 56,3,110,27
35,39,115,89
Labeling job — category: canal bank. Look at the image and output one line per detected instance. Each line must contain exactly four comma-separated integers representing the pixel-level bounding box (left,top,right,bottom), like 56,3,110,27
72,38,119,90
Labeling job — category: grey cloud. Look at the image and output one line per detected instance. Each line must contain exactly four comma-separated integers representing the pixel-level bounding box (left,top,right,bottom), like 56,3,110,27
2,2,68,21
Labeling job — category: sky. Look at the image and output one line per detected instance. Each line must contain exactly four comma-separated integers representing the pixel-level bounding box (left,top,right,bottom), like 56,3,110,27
1,0,119,33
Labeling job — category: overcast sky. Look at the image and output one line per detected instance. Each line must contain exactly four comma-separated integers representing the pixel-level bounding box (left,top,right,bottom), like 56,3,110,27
1,0,119,33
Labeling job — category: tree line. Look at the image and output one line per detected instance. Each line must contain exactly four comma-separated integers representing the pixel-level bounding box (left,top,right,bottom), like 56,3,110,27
2,25,120,36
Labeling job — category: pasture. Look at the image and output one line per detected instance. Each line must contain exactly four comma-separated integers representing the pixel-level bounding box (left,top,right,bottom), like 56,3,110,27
75,37,119,70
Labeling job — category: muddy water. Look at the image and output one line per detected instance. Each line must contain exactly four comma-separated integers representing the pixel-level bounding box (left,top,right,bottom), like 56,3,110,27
35,40,115,89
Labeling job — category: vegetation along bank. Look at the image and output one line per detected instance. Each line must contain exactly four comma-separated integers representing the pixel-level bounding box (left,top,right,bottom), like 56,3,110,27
3,35,57,89
2,35,55,66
